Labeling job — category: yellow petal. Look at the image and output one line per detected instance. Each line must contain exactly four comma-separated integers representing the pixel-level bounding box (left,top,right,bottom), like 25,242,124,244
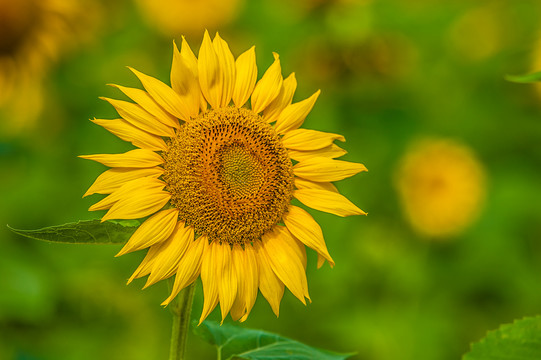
294,177,338,193
84,167,163,197
230,244,247,321
282,205,334,267
213,33,236,108
79,149,164,168
171,41,200,118
317,254,326,269
288,144,347,162
178,36,208,113
281,232,309,299
230,243,259,322
108,84,179,129
162,234,206,306
240,244,259,321
145,221,194,288
260,226,308,304
180,36,198,73
250,53,283,114
214,242,237,323
116,209,178,256
263,72,297,123
128,66,191,121
91,118,167,151
294,188,366,217
101,180,170,221
198,30,220,109
89,177,163,211
281,129,345,151
253,240,284,317
199,239,220,324
293,157,368,182
232,46,257,108
100,97,175,137
275,90,320,134
127,248,157,284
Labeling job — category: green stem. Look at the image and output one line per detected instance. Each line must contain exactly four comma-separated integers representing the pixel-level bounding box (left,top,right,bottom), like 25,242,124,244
169,282,196,360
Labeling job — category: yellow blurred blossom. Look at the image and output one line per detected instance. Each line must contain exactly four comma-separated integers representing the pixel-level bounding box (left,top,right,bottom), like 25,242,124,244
395,138,486,238
0,0,99,137
135,0,244,37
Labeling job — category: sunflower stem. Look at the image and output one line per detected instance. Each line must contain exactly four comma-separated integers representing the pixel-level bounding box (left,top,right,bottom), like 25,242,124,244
168,282,196,360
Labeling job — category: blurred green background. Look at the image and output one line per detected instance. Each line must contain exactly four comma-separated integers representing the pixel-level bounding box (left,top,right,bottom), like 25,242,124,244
2,0,541,359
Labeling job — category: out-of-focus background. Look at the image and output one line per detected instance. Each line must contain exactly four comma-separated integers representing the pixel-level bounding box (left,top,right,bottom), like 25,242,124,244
2,0,541,359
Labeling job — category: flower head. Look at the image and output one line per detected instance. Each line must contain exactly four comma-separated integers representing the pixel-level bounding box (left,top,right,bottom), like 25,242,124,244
81,31,366,323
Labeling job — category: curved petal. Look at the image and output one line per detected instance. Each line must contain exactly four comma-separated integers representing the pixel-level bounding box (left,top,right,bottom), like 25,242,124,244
282,205,334,267
275,90,320,134
260,226,309,304
230,243,259,322
288,144,347,162
162,234,206,306
128,66,191,121
263,72,297,123
83,167,163,197
101,178,170,221
145,221,194,287
91,118,167,151
198,30,220,109
293,157,368,182
79,149,164,168
214,242,237,323
116,208,178,256
253,240,284,317
281,129,345,151
294,177,338,193
100,97,175,137
199,239,220,324
88,177,165,211
232,46,257,108
250,53,283,114
230,244,247,321
294,188,366,217
171,41,200,118
127,245,157,284
108,84,179,129
213,33,236,108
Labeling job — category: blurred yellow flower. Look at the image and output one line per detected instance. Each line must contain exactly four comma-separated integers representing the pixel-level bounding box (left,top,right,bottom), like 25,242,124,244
448,3,503,62
135,0,244,37
395,139,486,238
0,0,98,137
81,31,366,322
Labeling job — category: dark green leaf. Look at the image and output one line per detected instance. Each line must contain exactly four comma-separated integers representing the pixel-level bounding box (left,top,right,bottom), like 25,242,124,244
463,316,541,360
7,219,140,244
195,321,353,360
505,71,541,83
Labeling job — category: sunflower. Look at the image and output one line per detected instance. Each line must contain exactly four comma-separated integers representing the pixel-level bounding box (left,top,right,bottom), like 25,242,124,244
395,138,486,238
81,31,366,323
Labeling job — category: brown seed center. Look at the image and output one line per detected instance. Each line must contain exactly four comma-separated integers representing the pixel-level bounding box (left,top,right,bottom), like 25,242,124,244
163,106,294,245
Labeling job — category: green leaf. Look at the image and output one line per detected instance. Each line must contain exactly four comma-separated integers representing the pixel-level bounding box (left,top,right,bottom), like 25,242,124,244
7,219,140,245
505,71,541,83
463,315,541,360
195,321,353,360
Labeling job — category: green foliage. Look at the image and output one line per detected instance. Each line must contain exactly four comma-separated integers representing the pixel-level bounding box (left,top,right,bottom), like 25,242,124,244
7,219,139,245
463,316,541,360
505,71,541,83
195,321,353,360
